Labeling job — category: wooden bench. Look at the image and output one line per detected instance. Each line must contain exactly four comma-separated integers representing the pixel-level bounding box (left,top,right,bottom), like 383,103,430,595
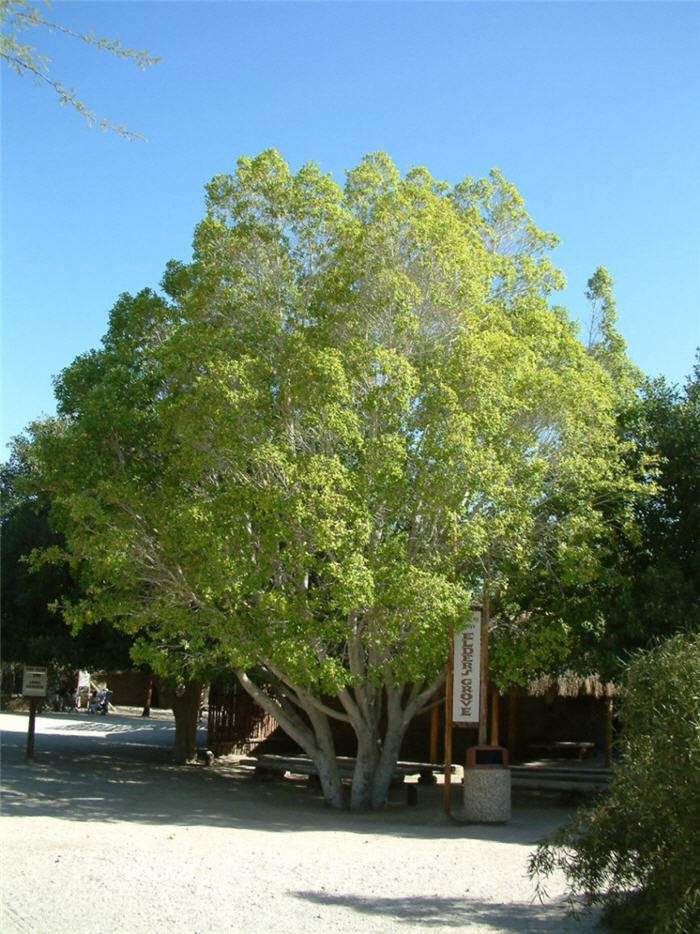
526,741,595,760
511,764,611,794
240,754,453,804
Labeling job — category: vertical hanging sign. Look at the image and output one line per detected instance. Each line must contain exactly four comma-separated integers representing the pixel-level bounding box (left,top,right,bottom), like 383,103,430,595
452,609,481,726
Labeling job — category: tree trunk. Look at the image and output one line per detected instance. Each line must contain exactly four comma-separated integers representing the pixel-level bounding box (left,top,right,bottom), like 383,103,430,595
235,669,441,811
371,720,407,809
351,729,381,810
235,669,346,808
171,680,202,764
368,686,416,809
303,695,346,809
339,679,383,810
313,748,345,809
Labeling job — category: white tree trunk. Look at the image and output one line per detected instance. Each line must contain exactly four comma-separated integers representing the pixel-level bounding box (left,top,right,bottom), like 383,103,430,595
351,729,381,810
235,669,346,808
236,670,444,811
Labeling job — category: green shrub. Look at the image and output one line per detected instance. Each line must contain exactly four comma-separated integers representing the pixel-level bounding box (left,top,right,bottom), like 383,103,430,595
529,632,700,933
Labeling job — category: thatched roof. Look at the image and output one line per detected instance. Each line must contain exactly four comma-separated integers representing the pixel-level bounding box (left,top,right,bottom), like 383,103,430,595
527,671,616,698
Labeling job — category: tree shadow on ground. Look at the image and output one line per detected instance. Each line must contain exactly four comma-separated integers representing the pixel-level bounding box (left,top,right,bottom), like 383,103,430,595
290,890,591,933
1,712,572,844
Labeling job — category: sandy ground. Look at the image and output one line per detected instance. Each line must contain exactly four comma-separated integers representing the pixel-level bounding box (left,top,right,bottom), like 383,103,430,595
0,710,601,934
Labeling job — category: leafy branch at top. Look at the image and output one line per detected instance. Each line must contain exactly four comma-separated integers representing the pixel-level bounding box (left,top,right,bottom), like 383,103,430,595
0,0,159,141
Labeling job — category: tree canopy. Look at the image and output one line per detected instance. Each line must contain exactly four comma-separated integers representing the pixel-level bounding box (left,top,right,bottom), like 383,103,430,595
19,151,639,807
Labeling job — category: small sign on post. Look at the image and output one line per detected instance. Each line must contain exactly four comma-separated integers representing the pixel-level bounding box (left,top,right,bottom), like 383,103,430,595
22,666,48,698
22,666,48,760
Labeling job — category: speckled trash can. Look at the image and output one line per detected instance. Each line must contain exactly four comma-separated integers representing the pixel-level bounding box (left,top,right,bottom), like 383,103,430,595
463,746,511,824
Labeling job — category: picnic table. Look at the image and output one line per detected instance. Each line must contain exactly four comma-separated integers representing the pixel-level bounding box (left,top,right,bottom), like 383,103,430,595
526,740,595,760
511,763,611,794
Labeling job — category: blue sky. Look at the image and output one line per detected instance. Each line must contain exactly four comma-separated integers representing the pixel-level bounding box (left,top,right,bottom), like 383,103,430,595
2,0,699,453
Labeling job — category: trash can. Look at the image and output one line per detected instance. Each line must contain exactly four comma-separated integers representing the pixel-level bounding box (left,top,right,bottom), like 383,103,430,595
463,745,511,823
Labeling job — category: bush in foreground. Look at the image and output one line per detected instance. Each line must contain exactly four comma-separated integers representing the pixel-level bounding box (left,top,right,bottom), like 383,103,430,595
529,632,700,933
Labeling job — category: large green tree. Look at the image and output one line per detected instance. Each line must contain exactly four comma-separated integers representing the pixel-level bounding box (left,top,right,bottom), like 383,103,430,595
20,151,636,808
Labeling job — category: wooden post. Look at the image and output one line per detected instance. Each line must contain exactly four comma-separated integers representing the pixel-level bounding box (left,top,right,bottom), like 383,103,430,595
604,697,613,767
478,596,489,746
507,689,517,761
26,697,38,760
489,687,499,747
430,697,439,763
443,628,454,813
142,676,153,717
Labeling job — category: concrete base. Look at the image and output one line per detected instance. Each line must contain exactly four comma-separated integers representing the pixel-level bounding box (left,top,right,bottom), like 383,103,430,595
463,768,511,823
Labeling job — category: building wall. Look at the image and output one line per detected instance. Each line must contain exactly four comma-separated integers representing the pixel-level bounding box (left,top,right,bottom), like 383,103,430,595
92,670,163,708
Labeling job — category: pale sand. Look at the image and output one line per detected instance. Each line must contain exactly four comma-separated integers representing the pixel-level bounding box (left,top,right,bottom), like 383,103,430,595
0,711,600,933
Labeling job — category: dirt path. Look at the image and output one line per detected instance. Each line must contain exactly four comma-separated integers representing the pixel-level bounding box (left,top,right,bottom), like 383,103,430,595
0,711,599,933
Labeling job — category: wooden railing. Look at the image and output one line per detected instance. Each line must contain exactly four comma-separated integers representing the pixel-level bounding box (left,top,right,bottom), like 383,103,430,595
207,684,277,757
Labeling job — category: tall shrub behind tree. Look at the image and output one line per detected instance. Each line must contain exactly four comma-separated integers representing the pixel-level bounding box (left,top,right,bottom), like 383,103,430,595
605,364,700,656
489,266,645,686
491,281,699,685
529,632,700,933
